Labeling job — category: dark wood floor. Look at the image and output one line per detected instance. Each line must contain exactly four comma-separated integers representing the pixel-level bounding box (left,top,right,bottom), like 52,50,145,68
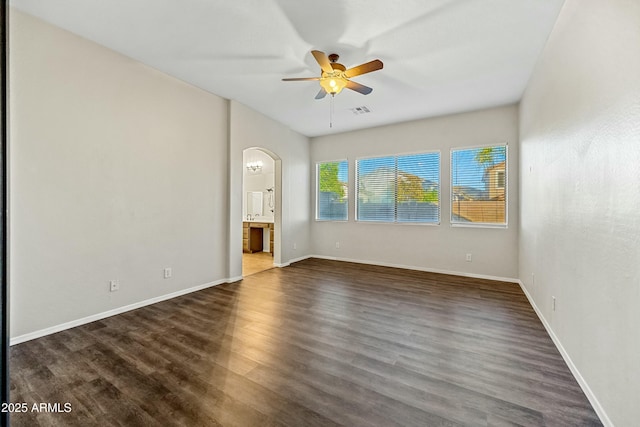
10,258,602,426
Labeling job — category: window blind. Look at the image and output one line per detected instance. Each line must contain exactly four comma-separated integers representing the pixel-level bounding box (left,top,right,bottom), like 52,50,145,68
397,152,440,223
356,152,440,223
356,156,395,222
316,160,348,221
450,145,507,225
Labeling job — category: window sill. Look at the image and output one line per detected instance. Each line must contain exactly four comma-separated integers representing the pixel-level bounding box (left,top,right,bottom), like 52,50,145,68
450,222,508,229
355,220,440,226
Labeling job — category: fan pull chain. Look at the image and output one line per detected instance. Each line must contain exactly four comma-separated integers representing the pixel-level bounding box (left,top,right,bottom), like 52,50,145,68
330,95,334,128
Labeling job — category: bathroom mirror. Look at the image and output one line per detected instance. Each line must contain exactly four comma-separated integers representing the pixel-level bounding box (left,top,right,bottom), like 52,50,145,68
247,191,263,217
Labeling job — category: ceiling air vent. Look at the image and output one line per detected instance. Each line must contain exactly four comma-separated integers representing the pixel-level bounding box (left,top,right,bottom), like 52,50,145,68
349,106,371,115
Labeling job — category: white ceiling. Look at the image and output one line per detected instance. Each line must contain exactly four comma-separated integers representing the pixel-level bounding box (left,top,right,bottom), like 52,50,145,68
11,0,565,137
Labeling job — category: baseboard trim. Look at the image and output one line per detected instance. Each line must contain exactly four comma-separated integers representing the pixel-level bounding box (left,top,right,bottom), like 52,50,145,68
279,255,312,267
309,255,519,283
517,280,612,427
10,278,231,346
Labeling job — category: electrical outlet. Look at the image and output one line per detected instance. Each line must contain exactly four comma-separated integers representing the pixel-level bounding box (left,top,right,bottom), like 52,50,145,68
293,243,297,250
466,253,472,262
552,296,556,311
335,242,340,249
164,267,172,279
109,280,119,292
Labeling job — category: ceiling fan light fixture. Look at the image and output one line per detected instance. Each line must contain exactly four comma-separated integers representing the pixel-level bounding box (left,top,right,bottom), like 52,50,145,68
320,75,347,95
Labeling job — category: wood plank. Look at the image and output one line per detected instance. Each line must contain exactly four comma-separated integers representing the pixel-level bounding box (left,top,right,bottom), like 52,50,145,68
10,258,602,426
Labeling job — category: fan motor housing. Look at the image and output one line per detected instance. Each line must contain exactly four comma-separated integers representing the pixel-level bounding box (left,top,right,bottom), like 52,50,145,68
328,53,346,71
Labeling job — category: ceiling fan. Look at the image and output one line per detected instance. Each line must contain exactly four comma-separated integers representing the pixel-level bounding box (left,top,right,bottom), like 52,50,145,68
282,50,383,99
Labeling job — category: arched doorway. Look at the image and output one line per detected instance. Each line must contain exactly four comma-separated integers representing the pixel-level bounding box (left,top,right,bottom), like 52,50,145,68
241,148,281,276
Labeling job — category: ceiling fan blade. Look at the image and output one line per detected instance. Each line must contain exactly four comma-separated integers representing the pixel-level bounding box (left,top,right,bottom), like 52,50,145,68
344,60,384,78
346,80,373,95
311,50,334,74
282,77,321,81
315,89,327,100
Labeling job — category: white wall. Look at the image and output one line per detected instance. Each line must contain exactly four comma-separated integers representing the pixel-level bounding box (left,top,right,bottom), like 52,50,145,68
519,1,640,425
9,10,230,339
310,105,519,280
229,101,310,276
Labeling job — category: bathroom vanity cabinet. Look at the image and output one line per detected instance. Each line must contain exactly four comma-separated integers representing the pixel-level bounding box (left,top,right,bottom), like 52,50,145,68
242,221,274,255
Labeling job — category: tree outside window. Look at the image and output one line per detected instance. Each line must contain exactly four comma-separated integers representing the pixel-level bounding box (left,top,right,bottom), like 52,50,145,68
317,161,348,221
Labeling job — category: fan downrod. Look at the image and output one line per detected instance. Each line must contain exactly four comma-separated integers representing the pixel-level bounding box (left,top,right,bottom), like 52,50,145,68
328,53,340,63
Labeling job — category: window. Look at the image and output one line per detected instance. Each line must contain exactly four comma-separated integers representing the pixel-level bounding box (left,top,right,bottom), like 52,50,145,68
451,144,507,226
316,160,348,221
356,152,440,223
